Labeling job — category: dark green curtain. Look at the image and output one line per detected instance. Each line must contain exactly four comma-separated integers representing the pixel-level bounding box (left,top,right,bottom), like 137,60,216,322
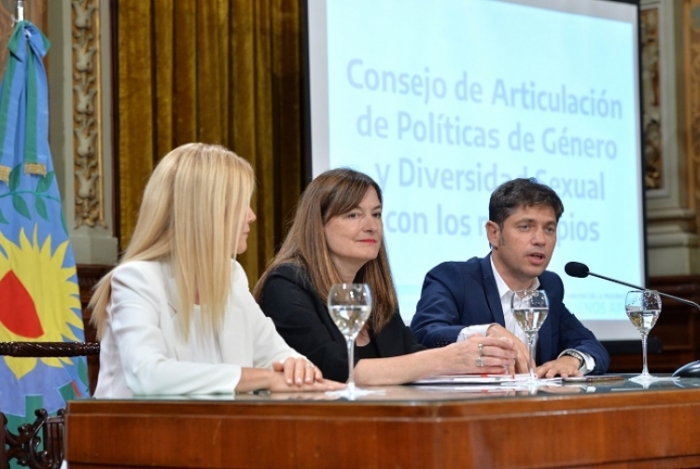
116,0,306,280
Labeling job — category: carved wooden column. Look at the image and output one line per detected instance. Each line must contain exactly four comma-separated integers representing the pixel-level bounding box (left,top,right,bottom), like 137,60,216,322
47,0,118,266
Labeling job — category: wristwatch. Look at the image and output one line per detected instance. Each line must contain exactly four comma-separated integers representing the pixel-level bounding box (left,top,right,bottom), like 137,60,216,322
559,349,588,373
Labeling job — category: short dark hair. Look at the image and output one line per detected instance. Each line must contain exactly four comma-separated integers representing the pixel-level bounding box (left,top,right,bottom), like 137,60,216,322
489,178,564,227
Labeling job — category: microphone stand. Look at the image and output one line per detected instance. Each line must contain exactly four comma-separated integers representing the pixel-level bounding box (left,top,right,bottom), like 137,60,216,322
587,271,700,311
581,268,700,375
15,0,25,22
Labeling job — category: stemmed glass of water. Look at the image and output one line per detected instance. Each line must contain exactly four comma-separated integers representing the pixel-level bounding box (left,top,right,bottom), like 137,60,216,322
511,290,549,382
327,283,373,398
625,290,662,382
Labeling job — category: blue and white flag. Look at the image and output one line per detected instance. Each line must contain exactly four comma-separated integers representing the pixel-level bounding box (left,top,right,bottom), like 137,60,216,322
0,20,89,443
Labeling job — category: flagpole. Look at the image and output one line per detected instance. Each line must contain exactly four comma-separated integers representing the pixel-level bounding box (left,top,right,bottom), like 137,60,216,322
15,0,25,22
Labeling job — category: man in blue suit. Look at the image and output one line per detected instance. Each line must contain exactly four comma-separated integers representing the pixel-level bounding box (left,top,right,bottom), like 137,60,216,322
411,178,609,377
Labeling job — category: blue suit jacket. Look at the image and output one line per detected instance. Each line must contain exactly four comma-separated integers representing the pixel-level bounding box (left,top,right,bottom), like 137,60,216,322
410,255,610,374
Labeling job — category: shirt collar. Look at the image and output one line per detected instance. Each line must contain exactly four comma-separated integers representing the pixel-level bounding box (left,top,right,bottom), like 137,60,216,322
490,256,540,300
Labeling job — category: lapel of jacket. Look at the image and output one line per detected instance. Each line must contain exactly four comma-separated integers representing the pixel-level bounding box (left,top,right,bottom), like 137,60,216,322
535,275,552,363
481,254,506,326
216,300,239,364
217,264,245,364
161,262,194,362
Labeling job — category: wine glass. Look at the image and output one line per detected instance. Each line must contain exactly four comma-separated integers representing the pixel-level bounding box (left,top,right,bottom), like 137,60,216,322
625,290,661,382
327,283,373,398
511,290,549,382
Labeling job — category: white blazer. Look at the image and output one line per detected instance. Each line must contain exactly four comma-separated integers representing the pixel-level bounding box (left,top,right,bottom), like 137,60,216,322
94,260,301,398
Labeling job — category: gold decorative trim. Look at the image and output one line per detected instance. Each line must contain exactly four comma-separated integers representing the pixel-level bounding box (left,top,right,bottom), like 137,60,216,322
72,0,106,228
24,162,47,176
684,0,700,223
641,7,662,190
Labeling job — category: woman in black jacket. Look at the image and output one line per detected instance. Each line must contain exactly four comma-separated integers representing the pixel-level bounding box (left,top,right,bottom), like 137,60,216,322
254,168,516,384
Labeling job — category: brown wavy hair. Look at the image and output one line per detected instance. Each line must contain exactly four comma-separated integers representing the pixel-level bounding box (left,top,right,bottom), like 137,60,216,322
254,168,398,332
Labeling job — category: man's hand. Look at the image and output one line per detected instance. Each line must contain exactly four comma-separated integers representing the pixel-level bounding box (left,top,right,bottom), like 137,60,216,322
486,324,530,374
536,355,583,379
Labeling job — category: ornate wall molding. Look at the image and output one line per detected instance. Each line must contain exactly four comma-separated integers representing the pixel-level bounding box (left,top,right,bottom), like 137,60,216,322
72,0,106,228
641,7,662,190
685,0,700,229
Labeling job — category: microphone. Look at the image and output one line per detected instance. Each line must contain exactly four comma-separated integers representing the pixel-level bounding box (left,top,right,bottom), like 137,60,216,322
564,261,700,310
565,261,700,378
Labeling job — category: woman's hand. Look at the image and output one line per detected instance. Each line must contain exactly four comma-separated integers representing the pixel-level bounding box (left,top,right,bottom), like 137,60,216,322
236,362,345,394
267,371,345,393
271,357,346,392
270,358,346,392
273,357,323,385
441,334,517,375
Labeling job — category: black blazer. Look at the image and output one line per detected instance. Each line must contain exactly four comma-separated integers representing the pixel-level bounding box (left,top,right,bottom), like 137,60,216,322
257,263,425,382
410,255,610,374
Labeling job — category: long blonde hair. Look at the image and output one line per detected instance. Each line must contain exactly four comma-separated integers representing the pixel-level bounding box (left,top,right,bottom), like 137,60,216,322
90,143,255,339
254,168,398,332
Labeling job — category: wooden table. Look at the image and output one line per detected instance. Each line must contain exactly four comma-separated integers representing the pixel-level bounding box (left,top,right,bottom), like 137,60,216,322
65,377,700,469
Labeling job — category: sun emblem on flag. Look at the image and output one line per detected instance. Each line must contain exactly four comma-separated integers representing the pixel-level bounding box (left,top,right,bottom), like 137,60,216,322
0,225,83,380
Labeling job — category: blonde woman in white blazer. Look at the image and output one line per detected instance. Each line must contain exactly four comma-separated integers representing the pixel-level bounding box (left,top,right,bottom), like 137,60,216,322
89,143,342,397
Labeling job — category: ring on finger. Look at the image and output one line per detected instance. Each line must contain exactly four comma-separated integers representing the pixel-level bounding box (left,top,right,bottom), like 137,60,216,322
476,356,484,367
304,362,315,369
478,343,484,357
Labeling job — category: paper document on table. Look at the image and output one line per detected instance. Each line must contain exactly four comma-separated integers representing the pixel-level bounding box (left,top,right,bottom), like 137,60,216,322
416,385,523,393
412,374,560,385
